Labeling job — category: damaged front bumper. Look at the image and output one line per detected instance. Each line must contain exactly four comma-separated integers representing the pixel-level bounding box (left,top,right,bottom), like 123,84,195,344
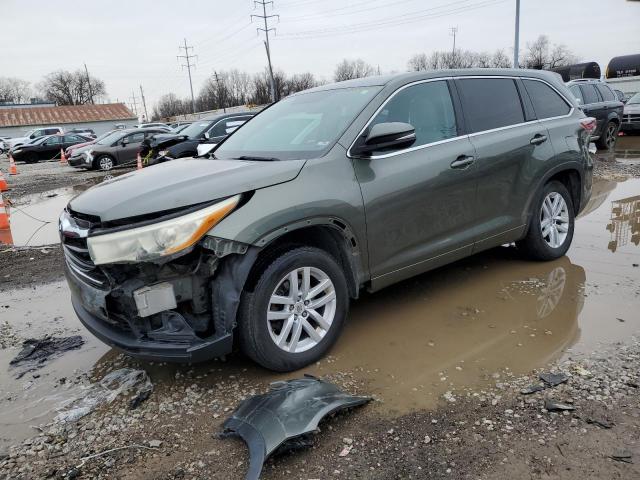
61,210,258,363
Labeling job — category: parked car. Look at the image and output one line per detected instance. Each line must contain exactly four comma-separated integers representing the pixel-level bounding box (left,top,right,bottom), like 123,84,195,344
135,123,171,131
171,123,192,134
64,129,118,158
10,133,91,163
61,69,594,371
566,79,623,149
0,136,11,154
68,128,96,139
139,112,254,165
6,126,64,149
168,121,193,129
621,91,640,133
67,128,168,170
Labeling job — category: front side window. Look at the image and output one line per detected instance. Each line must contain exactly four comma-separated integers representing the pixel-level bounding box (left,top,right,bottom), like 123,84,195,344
580,84,600,104
64,135,83,143
523,80,571,119
215,86,382,160
596,84,615,101
126,132,145,144
369,80,457,149
457,78,525,132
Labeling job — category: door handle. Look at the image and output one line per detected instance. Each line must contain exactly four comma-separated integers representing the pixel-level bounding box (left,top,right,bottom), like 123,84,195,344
530,134,548,145
450,155,475,169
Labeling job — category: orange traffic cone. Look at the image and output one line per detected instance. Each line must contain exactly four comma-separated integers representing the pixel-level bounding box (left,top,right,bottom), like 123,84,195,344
0,171,8,192
8,153,18,175
0,194,9,229
60,148,67,164
0,226,13,246
136,153,143,170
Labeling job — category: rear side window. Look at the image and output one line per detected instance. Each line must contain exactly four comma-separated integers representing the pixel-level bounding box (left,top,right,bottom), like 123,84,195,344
370,80,457,148
457,78,524,132
523,80,571,119
580,84,600,104
569,85,584,104
596,84,615,101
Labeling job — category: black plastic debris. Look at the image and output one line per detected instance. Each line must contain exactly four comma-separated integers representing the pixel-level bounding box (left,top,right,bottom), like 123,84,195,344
221,375,371,480
544,399,575,412
539,372,568,387
10,336,84,369
610,449,633,464
520,384,546,395
586,418,614,429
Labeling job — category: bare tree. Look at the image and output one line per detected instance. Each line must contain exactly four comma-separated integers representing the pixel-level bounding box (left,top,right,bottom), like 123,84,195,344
0,77,32,103
522,35,579,70
287,72,317,93
491,49,511,68
39,70,106,105
407,53,429,71
153,93,190,119
334,59,375,82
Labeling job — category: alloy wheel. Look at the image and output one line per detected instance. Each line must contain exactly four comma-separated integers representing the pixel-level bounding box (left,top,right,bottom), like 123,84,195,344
540,192,569,249
605,124,617,150
99,157,113,171
266,266,337,353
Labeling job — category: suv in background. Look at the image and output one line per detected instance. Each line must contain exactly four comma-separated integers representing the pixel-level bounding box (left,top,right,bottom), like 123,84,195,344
61,69,594,371
6,126,64,149
567,79,623,150
68,127,168,170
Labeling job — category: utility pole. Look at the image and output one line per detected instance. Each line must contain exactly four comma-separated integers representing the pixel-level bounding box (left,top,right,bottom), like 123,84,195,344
178,38,197,113
251,1,278,103
513,0,520,68
84,63,94,104
129,91,139,118
213,71,226,112
449,26,458,56
139,85,149,121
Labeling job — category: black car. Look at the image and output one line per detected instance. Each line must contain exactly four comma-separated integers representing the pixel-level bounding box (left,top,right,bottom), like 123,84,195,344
567,79,624,150
10,133,91,163
140,112,255,164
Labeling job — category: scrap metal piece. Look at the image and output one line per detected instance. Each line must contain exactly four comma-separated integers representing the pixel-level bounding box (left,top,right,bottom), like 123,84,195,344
539,372,569,387
544,399,575,412
222,376,371,480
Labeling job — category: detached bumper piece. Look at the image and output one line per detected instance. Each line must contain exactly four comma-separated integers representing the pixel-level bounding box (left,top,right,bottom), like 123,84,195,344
222,376,371,480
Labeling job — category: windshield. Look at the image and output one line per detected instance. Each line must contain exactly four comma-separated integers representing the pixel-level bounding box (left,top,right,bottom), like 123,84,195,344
96,131,126,145
179,121,213,139
29,135,50,145
215,86,382,161
627,92,640,105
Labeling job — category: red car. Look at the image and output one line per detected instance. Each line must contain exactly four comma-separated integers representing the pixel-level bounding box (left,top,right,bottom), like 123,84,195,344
65,130,116,158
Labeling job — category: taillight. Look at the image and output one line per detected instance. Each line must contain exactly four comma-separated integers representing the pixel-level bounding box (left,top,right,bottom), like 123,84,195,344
579,117,597,134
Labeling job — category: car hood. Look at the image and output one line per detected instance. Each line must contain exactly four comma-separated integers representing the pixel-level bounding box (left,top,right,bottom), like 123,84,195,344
69,157,306,222
147,133,189,149
624,103,640,114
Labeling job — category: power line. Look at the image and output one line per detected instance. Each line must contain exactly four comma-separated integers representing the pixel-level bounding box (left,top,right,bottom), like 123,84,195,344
251,0,279,102
177,38,197,113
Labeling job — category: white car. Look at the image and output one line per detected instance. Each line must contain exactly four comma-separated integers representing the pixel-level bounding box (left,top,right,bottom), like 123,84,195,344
7,126,64,149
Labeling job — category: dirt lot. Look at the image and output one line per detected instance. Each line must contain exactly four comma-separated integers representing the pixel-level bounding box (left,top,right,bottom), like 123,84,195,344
0,140,639,479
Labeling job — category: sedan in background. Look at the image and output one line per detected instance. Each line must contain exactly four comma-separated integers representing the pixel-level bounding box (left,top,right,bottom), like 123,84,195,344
65,130,117,158
622,92,640,133
10,134,91,163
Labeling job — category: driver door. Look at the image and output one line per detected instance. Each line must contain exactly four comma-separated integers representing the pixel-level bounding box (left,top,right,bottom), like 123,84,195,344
116,132,145,165
351,80,478,289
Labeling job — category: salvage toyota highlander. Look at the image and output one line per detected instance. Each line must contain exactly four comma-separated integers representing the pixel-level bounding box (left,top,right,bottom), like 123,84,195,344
60,69,594,372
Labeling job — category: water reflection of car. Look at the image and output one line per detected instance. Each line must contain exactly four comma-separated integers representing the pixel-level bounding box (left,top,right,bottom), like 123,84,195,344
67,128,168,171
607,193,640,252
139,112,254,165
10,133,92,163
621,92,640,133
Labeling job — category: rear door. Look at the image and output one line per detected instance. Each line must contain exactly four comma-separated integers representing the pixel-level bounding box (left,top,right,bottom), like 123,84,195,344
579,84,606,136
456,76,556,249
353,79,478,288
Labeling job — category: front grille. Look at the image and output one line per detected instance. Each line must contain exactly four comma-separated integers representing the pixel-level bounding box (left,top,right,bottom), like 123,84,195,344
60,210,109,289
623,113,640,124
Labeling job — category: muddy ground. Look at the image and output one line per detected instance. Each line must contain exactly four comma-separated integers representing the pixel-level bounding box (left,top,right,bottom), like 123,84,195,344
0,139,639,479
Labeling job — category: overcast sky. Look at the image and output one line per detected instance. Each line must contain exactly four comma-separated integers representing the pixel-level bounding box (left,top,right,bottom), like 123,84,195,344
2,0,639,114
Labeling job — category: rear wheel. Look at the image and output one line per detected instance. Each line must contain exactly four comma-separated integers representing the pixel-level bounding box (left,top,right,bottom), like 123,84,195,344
517,181,575,261
238,246,349,371
24,153,38,164
596,121,618,150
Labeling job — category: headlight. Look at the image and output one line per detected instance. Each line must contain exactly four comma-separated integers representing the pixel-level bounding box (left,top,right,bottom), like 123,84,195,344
87,195,240,265
12,149,21,155
158,150,171,157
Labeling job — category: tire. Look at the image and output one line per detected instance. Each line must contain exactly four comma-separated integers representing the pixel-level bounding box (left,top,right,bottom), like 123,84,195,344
24,154,38,164
517,180,575,261
94,155,114,171
596,121,618,150
238,246,349,372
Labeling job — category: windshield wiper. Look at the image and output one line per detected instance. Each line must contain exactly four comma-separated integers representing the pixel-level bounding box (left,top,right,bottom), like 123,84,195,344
233,155,279,162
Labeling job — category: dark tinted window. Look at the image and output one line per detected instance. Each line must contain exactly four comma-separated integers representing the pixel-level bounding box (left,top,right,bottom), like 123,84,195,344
457,78,524,132
523,80,571,119
370,80,457,148
45,128,60,135
580,84,600,104
596,84,615,101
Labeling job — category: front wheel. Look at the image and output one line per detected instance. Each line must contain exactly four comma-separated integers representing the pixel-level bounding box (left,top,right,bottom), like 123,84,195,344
517,181,575,261
238,246,349,371
94,155,114,171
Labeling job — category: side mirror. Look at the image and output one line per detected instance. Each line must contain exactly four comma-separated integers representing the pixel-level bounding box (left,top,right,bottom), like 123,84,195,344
351,122,416,157
204,132,210,140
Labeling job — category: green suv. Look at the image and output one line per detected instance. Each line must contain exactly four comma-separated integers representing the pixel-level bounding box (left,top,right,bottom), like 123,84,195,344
60,69,593,371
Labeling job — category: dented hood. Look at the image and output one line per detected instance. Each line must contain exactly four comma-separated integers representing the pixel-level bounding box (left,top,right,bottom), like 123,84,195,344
69,157,306,222
146,133,188,149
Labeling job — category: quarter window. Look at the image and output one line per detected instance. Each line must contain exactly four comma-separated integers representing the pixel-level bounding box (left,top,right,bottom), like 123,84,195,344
595,84,615,101
523,80,571,119
457,78,525,132
370,80,457,149
580,84,600,104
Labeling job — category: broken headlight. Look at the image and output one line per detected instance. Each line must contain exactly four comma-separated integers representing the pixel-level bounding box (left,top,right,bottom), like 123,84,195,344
87,195,240,265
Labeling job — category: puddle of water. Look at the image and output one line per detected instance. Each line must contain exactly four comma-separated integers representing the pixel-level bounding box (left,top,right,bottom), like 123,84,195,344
595,136,640,165
0,178,638,448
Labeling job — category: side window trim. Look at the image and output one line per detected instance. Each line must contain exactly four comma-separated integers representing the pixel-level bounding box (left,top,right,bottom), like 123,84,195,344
514,78,537,122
